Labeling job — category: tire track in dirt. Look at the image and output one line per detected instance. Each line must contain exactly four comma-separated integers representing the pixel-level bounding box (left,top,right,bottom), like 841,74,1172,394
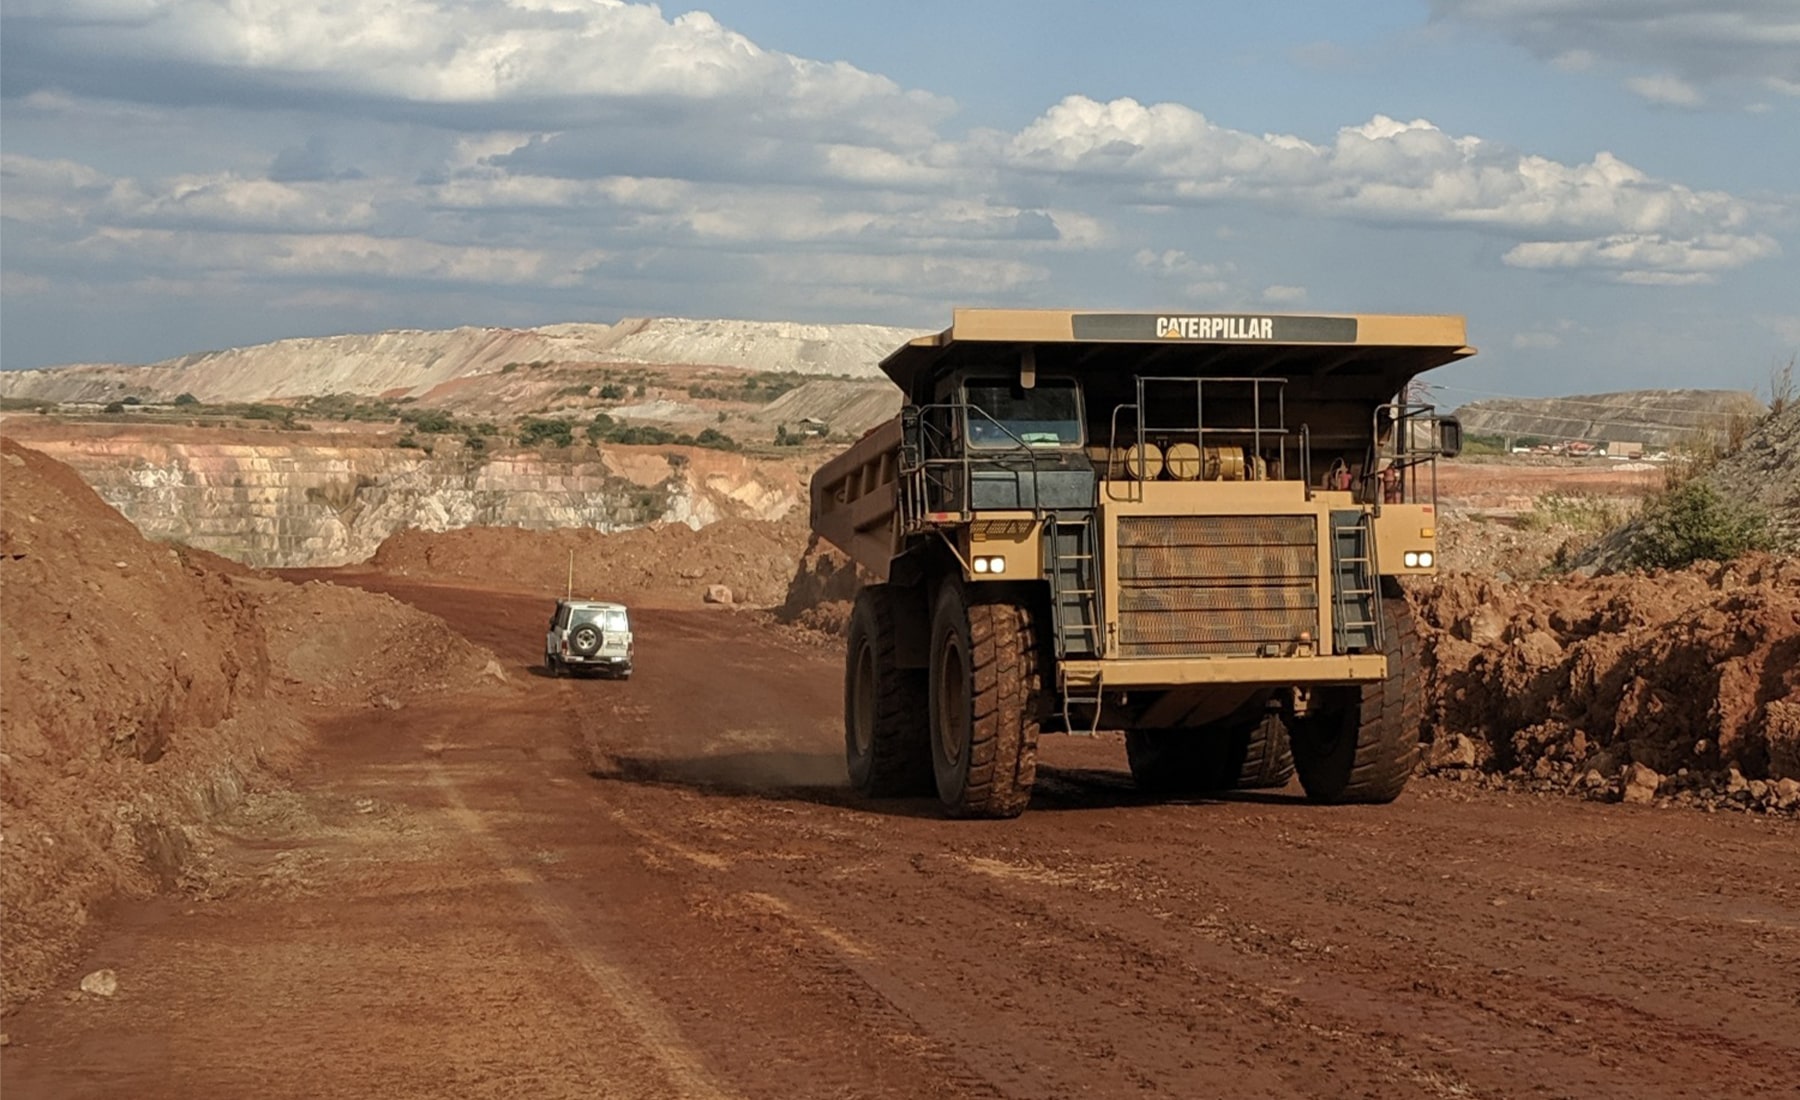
606,808,1038,1099
428,766,734,1100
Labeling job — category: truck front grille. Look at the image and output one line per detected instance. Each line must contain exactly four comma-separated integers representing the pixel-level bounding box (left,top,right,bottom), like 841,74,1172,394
1114,515,1319,657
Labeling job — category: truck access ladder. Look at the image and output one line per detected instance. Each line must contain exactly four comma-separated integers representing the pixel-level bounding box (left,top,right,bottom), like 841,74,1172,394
1330,510,1383,653
1044,513,1101,660
1045,513,1104,734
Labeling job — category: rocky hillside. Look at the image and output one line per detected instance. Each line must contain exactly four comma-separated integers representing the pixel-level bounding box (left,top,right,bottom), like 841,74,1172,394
5,423,814,568
1579,400,1800,568
0,317,926,406
1454,389,1765,450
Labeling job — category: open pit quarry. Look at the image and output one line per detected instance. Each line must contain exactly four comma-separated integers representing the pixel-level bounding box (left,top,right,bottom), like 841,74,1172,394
3,320,1798,1098
2,421,809,568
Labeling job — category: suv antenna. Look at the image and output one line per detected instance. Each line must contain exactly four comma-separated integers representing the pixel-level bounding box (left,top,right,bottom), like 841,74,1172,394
566,549,574,599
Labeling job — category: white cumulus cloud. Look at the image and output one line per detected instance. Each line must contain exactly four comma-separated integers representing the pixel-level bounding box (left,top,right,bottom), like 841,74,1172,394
1005,96,1775,283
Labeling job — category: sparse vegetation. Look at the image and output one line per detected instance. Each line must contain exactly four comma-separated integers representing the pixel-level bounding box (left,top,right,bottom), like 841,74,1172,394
516,417,575,448
399,407,455,434
103,401,127,414
0,397,57,412
1769,355,1795,418
301,394,405,422
1521,491,1627,534
686,373,802,404
582,413,738,451
173,392,200,406
1623,480,1774,570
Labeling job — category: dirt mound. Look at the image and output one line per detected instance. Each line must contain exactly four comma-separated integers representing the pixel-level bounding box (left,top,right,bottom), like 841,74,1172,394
1415,554,1800,800
1,439,296,1008
0,438,501,1011
367,515,811,607
775,535,870,637
248,577,503,707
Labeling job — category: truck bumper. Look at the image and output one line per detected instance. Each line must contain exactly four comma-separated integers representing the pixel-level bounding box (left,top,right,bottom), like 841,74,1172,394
1061,654,1387,688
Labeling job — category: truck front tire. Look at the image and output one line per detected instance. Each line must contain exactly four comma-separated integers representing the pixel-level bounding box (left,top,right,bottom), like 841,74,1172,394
928,582,1042,818
1287,598,1422,804
845,586,932,797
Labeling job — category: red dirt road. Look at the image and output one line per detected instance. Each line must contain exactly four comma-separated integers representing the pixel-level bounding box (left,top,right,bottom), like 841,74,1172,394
4,576,1797,1099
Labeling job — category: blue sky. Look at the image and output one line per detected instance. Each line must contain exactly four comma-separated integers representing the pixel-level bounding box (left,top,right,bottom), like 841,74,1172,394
2,0,1796,404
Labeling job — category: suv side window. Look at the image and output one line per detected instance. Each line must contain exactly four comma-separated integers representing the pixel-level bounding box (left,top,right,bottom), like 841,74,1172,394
552,605,567,630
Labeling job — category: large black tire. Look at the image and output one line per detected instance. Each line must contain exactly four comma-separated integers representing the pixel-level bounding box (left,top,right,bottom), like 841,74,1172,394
844,586,932,797
1125,712,1295,794
928,582,1043,818
1287,598,1422,804
569,623,602,656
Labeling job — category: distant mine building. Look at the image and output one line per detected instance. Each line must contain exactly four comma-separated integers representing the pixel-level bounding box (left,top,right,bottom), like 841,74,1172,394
1605,440,1645,459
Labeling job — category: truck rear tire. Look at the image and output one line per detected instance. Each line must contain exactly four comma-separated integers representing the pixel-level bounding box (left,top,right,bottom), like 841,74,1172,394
1288,598,1422,804
845,586,932,797
928,581,1042,818
1125,712,1294,794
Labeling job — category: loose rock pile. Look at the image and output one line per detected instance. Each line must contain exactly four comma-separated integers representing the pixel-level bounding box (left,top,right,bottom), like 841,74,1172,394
1415,554,1800,813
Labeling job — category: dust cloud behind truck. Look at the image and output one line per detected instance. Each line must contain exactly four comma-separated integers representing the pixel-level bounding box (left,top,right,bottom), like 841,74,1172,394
810,309,1470,818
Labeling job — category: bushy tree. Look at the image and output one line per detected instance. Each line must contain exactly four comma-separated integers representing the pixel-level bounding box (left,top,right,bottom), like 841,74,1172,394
1626,481,1773,569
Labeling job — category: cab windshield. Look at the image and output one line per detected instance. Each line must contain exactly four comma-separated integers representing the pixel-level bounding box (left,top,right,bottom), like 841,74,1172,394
964,379,1083,448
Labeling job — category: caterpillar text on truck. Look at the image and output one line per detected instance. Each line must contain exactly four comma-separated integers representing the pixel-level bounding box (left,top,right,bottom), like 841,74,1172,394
810,309,1470,817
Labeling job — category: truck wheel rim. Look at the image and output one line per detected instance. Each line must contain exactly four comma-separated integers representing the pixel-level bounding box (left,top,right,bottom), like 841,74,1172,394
852,638,876,757
936,633,967,768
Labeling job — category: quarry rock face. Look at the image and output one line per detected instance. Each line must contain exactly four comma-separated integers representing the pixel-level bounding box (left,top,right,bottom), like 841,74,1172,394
17,434,805,568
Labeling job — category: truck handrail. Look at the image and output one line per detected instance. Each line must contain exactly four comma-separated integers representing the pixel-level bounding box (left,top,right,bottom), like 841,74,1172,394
899,401,1058,530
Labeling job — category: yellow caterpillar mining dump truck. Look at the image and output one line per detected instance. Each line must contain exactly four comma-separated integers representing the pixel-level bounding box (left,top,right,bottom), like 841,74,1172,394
811,309,1470,818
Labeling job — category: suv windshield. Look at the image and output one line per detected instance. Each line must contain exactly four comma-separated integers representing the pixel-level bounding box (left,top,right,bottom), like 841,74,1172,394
965,380,1082,448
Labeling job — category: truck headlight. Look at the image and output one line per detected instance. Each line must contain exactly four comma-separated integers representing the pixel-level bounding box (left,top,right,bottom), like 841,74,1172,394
1403,550,1435,569
972,555,1006,575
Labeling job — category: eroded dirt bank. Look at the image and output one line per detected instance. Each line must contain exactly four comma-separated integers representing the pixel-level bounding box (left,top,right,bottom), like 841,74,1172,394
3,574,1796,1099
0,440,497,1012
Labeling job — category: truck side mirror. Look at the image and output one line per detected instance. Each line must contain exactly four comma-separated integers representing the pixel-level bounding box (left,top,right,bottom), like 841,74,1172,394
1435,416,1463,459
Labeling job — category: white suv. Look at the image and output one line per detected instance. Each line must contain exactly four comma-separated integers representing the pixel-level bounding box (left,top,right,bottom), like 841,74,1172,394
545,599,634,679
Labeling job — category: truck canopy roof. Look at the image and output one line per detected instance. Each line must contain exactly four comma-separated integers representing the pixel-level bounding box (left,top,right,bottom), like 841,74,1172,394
880,309,1474,402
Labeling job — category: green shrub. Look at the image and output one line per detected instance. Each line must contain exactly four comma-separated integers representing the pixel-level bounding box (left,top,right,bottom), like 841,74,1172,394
599,383,626,400
103,401,126,414
1625,481,1773,570
516,417,574,448
401,408,455,434
173,392,200,406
